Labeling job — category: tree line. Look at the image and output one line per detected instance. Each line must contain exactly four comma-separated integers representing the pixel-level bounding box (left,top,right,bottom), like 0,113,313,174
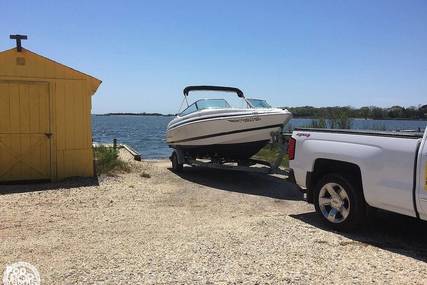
96,112,175,117
283,105,427,120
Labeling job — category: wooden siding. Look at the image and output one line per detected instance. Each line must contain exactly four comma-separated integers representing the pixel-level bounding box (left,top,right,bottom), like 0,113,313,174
0,48,100,94
0,81,51,181
0,47,100,181
54,80,94,179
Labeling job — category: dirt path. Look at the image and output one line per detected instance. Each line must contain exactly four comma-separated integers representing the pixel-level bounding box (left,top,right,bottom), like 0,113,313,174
1,158,427,284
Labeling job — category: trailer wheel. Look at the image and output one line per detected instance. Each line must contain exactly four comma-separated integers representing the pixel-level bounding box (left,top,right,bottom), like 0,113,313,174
313,173,365,231
171,151,183,172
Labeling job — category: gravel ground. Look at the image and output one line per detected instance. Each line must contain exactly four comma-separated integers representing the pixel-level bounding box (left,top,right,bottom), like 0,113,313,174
1,151,427,284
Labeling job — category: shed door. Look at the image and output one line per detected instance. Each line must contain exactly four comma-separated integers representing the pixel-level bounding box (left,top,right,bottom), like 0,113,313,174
0,81,51,182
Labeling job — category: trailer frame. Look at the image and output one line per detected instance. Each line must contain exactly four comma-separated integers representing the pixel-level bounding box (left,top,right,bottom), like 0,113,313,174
169,130,291,176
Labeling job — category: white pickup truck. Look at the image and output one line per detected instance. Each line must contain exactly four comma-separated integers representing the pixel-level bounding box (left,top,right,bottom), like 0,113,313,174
288,125,427,230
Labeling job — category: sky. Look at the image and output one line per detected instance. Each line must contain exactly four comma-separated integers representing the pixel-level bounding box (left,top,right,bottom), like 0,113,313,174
1,0,426,114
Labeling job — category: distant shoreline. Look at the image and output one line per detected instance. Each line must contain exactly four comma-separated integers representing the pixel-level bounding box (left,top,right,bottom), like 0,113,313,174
92,113,426,121
94,113,175,117
290,117,427,121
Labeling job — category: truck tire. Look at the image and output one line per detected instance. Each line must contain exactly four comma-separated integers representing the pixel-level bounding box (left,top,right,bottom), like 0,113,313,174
313,173,366,231
171,151,183,172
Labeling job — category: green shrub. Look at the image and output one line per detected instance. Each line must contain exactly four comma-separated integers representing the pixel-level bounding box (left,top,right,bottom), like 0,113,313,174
253,144,289,168
307,118,328,128
94,146,130,175
329,110,353,129
304,112,352,129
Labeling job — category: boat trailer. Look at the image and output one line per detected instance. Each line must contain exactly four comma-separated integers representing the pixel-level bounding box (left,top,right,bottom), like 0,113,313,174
170,131,291,176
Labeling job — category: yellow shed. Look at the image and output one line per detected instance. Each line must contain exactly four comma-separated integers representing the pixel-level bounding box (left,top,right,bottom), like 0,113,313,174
0,45,101,182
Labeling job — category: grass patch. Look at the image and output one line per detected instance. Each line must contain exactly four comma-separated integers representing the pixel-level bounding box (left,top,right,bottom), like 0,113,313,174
252,144,289,168
94,146,131,175
305,116,352,129
307,118,328,129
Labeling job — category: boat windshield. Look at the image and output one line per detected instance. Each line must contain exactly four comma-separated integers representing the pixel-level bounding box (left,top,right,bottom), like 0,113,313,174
180,99,231,116
247,99,271,108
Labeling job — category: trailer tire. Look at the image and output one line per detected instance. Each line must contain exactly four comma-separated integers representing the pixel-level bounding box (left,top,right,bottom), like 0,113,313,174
313,173,365,231
171,151,183,172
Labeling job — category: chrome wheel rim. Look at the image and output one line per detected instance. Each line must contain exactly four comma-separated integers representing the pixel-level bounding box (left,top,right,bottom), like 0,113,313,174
318,182,350,223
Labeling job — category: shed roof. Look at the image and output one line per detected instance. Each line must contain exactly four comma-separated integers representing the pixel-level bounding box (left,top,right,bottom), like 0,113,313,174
0,47,101,94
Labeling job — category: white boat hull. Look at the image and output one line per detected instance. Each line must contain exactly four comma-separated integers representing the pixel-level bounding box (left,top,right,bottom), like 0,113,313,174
166,108,292,159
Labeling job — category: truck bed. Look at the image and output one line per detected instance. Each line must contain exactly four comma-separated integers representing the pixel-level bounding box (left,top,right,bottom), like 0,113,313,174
294,128,424,139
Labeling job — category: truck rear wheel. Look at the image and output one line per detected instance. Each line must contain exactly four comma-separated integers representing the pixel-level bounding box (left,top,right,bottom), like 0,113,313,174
313,173,365,231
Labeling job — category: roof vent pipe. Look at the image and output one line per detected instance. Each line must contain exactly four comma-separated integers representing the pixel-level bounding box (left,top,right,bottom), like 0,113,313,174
9,34,28,52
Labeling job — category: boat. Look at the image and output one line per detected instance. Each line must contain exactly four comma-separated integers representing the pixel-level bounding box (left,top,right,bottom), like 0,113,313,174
166,85,292,160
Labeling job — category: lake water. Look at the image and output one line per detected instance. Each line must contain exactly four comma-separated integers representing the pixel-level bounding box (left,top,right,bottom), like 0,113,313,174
92,115,427,159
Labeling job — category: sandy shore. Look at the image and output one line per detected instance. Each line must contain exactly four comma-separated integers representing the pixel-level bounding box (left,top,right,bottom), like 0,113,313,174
1,152,427,284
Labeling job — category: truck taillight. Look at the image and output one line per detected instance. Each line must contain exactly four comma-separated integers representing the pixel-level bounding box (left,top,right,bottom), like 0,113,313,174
288,137,296,160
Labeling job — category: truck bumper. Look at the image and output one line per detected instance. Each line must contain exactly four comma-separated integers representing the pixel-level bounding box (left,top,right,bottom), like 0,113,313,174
288,169,310,200
288,169,315,203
